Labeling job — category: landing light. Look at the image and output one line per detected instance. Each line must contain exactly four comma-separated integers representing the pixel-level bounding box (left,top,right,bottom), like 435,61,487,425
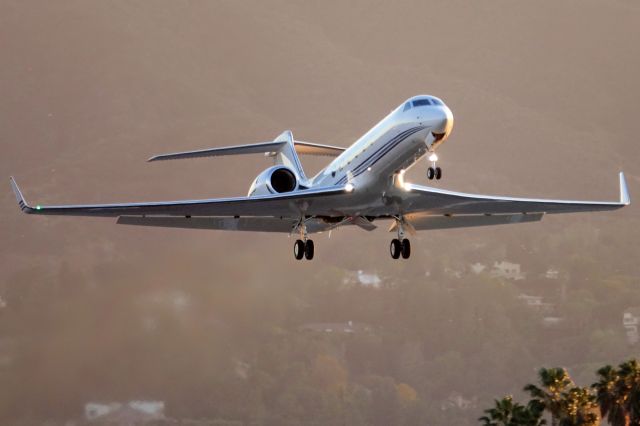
345,183,354,193
397,170,411,191
428,153,438,162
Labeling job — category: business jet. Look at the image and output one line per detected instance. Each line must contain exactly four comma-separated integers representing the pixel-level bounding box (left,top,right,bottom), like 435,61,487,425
10,95,630,260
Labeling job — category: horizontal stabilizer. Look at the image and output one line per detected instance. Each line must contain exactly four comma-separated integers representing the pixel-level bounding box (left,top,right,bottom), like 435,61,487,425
148,140,345,162
148,141,287,162
293,141,345,156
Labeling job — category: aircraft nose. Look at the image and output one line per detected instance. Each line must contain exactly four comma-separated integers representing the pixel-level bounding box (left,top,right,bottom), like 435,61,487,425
433,105,454,136
442,105,454,135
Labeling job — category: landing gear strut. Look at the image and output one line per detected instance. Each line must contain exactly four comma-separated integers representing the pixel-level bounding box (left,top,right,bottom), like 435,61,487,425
390,217,411,260
427,152,442,180
293,217,314,260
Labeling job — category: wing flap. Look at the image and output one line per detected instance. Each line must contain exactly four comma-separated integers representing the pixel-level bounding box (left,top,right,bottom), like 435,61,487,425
116,215,337,233
117,216,297,232
390,212,544,231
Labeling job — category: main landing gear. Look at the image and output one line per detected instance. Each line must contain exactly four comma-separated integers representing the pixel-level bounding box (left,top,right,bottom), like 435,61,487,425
390,238,411,259
426,152,442,180
293,217,314,260
390,217,411,259
294,238,314,260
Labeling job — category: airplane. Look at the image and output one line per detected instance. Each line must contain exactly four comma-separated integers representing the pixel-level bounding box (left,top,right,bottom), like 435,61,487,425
10,95,630,260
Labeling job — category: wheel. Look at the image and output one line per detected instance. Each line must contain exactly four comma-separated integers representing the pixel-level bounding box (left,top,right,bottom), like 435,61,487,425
401,239,411,259
304,239,315,260
294,239,305,260
390,239,401,259
435,167,442,180
427,167,435,180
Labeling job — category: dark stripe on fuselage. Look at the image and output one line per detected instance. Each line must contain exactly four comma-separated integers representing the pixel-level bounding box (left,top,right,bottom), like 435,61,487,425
336,126,425,184
351,126,424,174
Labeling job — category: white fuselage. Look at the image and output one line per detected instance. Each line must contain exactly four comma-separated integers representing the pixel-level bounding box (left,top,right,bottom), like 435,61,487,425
312,95,453,194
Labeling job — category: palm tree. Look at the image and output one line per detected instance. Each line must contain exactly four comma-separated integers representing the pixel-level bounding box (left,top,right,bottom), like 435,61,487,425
593,364,628,426
524,368,574,426
559,386,599,426
618,360,640,425
479,396,546,426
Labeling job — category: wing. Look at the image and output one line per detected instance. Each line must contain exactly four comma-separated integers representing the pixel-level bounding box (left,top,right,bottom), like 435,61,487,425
399,172,630,217
10,177,350,218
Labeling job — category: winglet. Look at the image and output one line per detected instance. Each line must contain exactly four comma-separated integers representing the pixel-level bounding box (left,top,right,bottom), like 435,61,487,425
9,177,35,213
620,172,630,205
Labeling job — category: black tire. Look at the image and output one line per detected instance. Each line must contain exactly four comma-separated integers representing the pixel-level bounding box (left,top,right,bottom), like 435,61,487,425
390,239,401,259
294,240,305,260
427,167,435,180
304,239,315,260
401,239,411,259
435,167,442,180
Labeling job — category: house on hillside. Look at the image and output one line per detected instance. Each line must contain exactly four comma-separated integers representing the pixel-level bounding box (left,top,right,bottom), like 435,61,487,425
343,270,382,288
469,262,487,275
517,294,554,314
299,321,372,334
544,268,561,280
85,401,164,423
492,261,525,281
623,307,640,345
440,391,478,411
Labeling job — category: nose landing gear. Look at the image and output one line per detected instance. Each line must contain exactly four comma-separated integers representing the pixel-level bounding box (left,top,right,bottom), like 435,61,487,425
427,152,442,180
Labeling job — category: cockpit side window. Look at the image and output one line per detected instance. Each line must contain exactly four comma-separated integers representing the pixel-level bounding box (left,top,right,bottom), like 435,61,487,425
430,98,443,106
412,98,432,107
402,102,412,112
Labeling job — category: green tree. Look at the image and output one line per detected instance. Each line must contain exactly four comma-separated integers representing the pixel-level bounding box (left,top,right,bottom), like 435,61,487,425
479,396,545,426
593,365,628,426
559,386,599,426
524,368,574,426
618,360,640,425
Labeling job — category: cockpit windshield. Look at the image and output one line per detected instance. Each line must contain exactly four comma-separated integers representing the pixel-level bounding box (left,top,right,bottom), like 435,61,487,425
412,98,432,107
411,97,444,108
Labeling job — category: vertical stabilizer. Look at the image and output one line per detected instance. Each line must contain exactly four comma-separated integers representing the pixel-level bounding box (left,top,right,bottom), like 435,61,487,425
272,130,307,181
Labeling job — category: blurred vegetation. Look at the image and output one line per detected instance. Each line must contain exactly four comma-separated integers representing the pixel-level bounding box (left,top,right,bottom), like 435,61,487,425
0,221,639,425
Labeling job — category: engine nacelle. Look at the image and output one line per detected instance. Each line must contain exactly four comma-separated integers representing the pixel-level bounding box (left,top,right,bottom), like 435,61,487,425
248,166,299,196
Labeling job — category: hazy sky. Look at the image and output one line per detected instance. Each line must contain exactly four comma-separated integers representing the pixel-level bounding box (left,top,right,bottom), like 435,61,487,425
1,0,638,290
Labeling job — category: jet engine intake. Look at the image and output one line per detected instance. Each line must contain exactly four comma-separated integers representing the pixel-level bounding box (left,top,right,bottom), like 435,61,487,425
248,166,299,196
